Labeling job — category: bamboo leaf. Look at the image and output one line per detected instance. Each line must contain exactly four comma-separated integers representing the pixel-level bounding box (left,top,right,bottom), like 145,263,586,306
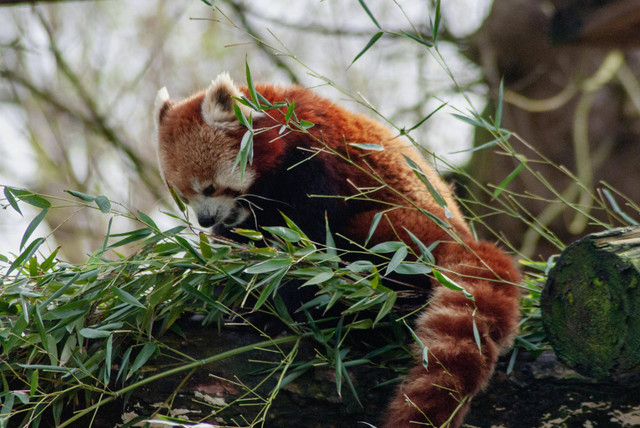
302,269,334,286
4,186,22,215
402,154,447,209
245,61,259,109
472,317,482,353
431,0,441,43
7,237,45,276
432,269,474,300
492,162,526,198
401,31,433,47
369,241,404,254
126,343,158,380
20,208,48,251
349,142,384,151
234,228,263,240
112,287,146,309
79,328,112,339
245,258,293,274
385,245,407,275
105,334,113,385
263,226,301,243
9,189,51,209
373,291,396,326
495,78,504,127
65,190,95,202
358,0,381,29
95,195,111,213
199,232,213,259
137,211,158,229
351,31,383,66
406,102,446,133
365,212,383,246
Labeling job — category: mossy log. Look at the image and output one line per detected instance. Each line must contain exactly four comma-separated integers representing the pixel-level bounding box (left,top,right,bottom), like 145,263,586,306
541,226,640,378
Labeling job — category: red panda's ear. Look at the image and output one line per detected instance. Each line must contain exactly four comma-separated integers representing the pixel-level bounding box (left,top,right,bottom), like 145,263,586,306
201,72,253,127
154,87,171,129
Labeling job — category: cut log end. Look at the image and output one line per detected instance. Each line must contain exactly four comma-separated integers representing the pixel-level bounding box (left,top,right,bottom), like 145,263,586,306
541,227,640,378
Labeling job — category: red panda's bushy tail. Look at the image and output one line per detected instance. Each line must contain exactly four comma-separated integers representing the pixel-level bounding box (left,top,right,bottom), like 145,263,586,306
383,240,521,428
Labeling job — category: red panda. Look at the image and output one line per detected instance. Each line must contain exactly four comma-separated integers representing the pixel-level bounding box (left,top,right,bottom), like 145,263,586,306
154,72,521,428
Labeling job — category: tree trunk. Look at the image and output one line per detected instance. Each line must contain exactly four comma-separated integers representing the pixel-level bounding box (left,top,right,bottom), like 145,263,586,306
541,226,640,378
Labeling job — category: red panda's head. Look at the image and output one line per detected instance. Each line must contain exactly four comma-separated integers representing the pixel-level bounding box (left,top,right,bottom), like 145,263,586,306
154,72,256,229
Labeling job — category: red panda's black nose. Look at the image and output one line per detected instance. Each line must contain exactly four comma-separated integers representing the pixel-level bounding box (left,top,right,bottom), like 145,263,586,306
197,214,216,228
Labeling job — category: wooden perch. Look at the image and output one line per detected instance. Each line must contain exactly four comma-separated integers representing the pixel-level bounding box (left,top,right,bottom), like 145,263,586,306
541,226,640,378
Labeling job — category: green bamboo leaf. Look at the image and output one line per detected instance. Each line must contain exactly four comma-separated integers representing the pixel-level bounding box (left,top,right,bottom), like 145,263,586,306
126,343,158,380
285,101,295,123
365,212,383,246
358,0,381,29
492,162,526,198
234,228,263,240
105,334,113,384
432,269,474,300
116,347,132,384
245,258,293,274
175,235,206,263
40,247,60,272
65,190,95,202
263,226,301,243
42,300,90,320
20,208,48,251
369,241,404,254
7,237,45,276
373,291,396,326
199,232,213,259
325,215,337,259
402,155,447,209
0,392,15,423
29,370,38,396
168,186,186,212
9,189,51,209
112,287,146,309
403,228,435,264
79,328,112,339
385,245,408,275
432,0,441,43
349,142,384,151
302,269,334,286
233,129,254,179
393,262,431,275
95,195,111,213
254,267,288,310
406,103,446,133
298,119,315,130
472,317,482,353
351,31,383,66
403,320,428,369
346,260,374,273
245,61,259,109
137,210,158,229
233,103,251,129
106,228,153,249
496,78,505,127
401,31,433,47
4,186,22,215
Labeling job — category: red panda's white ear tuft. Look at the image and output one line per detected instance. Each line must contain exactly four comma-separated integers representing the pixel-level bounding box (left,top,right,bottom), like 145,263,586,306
154,87,171,130
201,72,253,127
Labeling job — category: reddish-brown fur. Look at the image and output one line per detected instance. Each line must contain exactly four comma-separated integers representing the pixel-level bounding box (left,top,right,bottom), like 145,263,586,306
156,78,521,427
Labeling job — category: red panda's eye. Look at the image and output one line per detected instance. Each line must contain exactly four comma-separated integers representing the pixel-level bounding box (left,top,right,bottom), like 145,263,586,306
203,185,216,197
